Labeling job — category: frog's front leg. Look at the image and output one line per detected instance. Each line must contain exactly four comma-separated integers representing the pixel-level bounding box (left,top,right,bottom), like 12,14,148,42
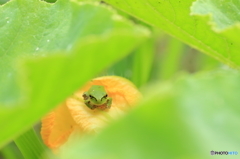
84,101,97,110
82,92,89,100
106,97,112,109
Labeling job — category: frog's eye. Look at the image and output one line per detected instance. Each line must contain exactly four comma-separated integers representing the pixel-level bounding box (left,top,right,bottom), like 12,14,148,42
89,95,97,101
101,94,108,101
89,95,93,98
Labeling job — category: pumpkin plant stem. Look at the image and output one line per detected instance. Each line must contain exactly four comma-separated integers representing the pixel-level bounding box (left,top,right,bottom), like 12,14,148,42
14,128,47,159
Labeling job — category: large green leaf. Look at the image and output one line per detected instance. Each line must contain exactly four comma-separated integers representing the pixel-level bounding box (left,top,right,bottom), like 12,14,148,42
104,0,240,68
0,0,149,147
59,69,240,159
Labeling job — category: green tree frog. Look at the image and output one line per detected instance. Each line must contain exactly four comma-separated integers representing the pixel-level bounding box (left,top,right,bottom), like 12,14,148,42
82,85,112,110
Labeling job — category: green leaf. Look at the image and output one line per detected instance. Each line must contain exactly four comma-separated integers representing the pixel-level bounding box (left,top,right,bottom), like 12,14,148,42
191,0,240,31
0,0,149,147
60,69,240,159
176,70,240,146
0,0,9,5
104,0,240,68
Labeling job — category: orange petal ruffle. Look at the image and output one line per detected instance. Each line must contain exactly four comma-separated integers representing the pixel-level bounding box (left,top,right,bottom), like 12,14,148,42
41,76,141,149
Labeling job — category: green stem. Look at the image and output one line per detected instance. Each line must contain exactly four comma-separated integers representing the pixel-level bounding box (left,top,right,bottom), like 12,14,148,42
1,142,24,159
158,37,184,80
14,128,46,159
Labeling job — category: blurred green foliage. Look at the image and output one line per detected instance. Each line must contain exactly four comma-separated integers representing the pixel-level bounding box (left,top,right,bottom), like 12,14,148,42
0,0,239,159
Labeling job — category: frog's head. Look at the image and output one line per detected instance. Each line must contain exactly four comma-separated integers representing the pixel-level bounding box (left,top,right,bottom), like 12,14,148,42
87,85,108,105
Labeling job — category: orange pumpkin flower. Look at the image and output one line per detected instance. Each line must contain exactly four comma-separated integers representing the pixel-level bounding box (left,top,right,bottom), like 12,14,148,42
41,76,141,149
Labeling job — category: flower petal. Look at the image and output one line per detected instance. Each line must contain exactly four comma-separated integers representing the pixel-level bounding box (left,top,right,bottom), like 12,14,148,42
41,103,78,149
66,76,142,132
41,76,141,149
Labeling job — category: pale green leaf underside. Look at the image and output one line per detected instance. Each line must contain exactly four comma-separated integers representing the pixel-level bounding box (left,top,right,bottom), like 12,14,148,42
104,0,240,68
191,0,240,31
0,0,149,147
60,70,240,159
